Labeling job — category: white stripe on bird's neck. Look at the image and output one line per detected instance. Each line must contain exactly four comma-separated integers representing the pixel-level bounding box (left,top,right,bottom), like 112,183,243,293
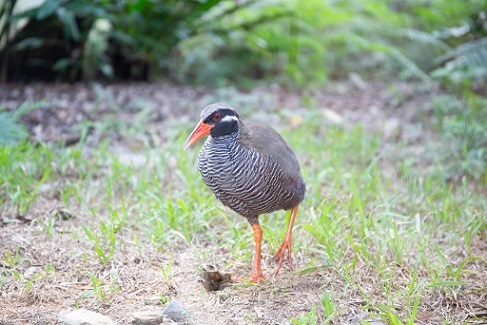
221,115,239,123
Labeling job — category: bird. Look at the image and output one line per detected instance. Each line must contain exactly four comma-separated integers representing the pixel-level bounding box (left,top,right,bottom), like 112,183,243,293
184,103,306,283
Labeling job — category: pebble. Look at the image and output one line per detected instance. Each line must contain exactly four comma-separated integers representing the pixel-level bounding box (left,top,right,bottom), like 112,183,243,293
58,309,115,325
162,300,189,322
144,296,163,305
132,311,164,325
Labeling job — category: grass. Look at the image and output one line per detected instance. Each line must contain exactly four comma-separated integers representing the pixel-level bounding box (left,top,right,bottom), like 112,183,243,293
0,84,486,324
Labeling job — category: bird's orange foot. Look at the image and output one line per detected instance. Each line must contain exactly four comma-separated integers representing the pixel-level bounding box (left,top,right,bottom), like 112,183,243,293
272,239,293,277
249,270,266,284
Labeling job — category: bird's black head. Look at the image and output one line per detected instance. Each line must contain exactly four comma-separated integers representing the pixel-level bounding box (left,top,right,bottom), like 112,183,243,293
200,103,240,137
184,103,241,150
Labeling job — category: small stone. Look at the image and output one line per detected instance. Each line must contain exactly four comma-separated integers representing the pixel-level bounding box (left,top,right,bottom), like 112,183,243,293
132,311,164,325
162,300,189,322
58,309,115,325
144,296,162,305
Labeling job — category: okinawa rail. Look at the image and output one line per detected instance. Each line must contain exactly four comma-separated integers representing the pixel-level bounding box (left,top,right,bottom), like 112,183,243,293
184,103,306,283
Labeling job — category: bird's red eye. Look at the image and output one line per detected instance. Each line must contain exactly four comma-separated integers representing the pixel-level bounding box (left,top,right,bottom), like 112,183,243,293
213,113,222,121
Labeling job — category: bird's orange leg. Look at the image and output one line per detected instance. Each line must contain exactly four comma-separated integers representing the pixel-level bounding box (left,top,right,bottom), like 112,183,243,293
249,223,266,284
272,205,299,277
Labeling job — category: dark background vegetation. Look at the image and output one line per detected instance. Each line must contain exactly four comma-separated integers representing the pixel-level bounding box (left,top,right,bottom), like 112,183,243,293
0,0,486,87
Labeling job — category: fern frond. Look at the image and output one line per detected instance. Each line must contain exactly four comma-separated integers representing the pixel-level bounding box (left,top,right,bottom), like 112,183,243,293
434,36,487,80
397,28,450,50
331,32,431,81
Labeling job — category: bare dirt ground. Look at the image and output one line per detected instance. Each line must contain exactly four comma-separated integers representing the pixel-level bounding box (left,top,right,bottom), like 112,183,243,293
0,81,485,324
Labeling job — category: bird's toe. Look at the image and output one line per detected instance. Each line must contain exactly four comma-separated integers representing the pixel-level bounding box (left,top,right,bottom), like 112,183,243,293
249,271,266,284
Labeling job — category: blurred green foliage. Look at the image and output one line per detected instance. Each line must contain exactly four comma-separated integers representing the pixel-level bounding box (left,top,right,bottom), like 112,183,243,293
0,101,46,145
1,0,486,87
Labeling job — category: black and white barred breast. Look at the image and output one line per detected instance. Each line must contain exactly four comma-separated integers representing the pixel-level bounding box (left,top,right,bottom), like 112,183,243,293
197,132,305,220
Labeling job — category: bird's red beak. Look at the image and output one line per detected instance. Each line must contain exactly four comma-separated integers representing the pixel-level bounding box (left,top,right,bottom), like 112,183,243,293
184,119,212,150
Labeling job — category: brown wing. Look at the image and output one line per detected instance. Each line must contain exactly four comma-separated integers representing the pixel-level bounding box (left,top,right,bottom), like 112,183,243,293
238,120,302,179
